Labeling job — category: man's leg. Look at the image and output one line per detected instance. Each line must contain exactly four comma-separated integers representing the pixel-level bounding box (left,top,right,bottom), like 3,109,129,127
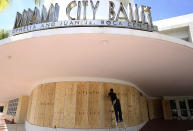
116,99,123,122
114,108,119,123
118,108,123,122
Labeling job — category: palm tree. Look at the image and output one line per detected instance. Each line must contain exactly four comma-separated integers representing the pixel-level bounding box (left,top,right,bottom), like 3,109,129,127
34,0,44,6
0,0,44,12
0,29,9,40
0,0,10,12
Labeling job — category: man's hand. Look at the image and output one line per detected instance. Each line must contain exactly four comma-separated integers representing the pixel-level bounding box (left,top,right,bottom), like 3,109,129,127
113,100,116,105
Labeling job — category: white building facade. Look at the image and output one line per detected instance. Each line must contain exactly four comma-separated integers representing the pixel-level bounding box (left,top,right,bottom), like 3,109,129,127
1,0,193,131
154,13,193,43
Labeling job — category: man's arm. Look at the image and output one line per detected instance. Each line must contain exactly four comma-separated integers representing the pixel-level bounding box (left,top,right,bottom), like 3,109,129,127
108,92,111,97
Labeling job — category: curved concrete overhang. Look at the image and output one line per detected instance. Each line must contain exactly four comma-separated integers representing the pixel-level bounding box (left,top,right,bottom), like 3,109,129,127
0,27,193,105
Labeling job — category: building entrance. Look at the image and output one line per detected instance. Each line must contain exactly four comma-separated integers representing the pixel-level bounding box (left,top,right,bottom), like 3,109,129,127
170,98,193,120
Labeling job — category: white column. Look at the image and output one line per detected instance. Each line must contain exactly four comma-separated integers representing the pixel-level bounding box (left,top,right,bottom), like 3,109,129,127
175,100,181,118
188,22,193,43
185,99,191,119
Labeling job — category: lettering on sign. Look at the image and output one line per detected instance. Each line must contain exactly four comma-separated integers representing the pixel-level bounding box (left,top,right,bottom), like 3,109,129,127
10,0,157,36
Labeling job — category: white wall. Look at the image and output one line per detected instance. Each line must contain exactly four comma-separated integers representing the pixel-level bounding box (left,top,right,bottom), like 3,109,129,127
154,13,193,30
154,13,193,43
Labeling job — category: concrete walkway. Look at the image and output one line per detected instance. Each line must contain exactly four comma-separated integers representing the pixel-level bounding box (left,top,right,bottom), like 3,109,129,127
0,113,25,131
0,113,7,131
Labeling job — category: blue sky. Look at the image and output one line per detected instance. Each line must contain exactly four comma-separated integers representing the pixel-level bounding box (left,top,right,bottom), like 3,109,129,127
135,0,193,21
0,0,193,30
0,0,38,30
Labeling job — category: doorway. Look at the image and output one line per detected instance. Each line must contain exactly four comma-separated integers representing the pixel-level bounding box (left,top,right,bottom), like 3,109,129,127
170,99,193,120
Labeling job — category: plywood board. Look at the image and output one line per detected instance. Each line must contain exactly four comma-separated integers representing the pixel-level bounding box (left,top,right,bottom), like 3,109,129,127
27,93,32,121
20,96,29,123
139,96,148,123
36,86,46,126
126,87,132,126
27,91,33,123
134,89,140,125
162,100,172,120
15,96,29,123
43,83,55,127
52,82,65,128
103,83,115,128
30,87,39,124
34,85,43,126
88,82,100,128
127,87,136,126
119,84,129,126
26,81,150,129
62,82,77,128
98,82,105,128
75,82,89,128
148,99,163,120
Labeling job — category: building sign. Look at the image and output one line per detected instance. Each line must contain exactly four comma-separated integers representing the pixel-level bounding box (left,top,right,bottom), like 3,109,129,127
10,0,157,36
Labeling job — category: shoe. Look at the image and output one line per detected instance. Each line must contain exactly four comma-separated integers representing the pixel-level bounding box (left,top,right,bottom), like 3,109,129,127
119,120,123,123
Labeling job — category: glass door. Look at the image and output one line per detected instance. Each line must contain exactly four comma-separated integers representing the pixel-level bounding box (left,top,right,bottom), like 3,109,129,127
170,100,178,119
188,99,193,119
179,100,188,119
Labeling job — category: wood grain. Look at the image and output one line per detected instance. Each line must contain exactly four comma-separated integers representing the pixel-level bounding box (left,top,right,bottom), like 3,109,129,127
52,82,65,128
75,82,89,128
162,100,172,120
26,81,149,128
15,96,29,123
148,98,163,120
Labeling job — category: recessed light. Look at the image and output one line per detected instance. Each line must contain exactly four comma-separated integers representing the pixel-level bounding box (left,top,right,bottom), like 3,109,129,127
8,56,12,59
100,40,108,45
